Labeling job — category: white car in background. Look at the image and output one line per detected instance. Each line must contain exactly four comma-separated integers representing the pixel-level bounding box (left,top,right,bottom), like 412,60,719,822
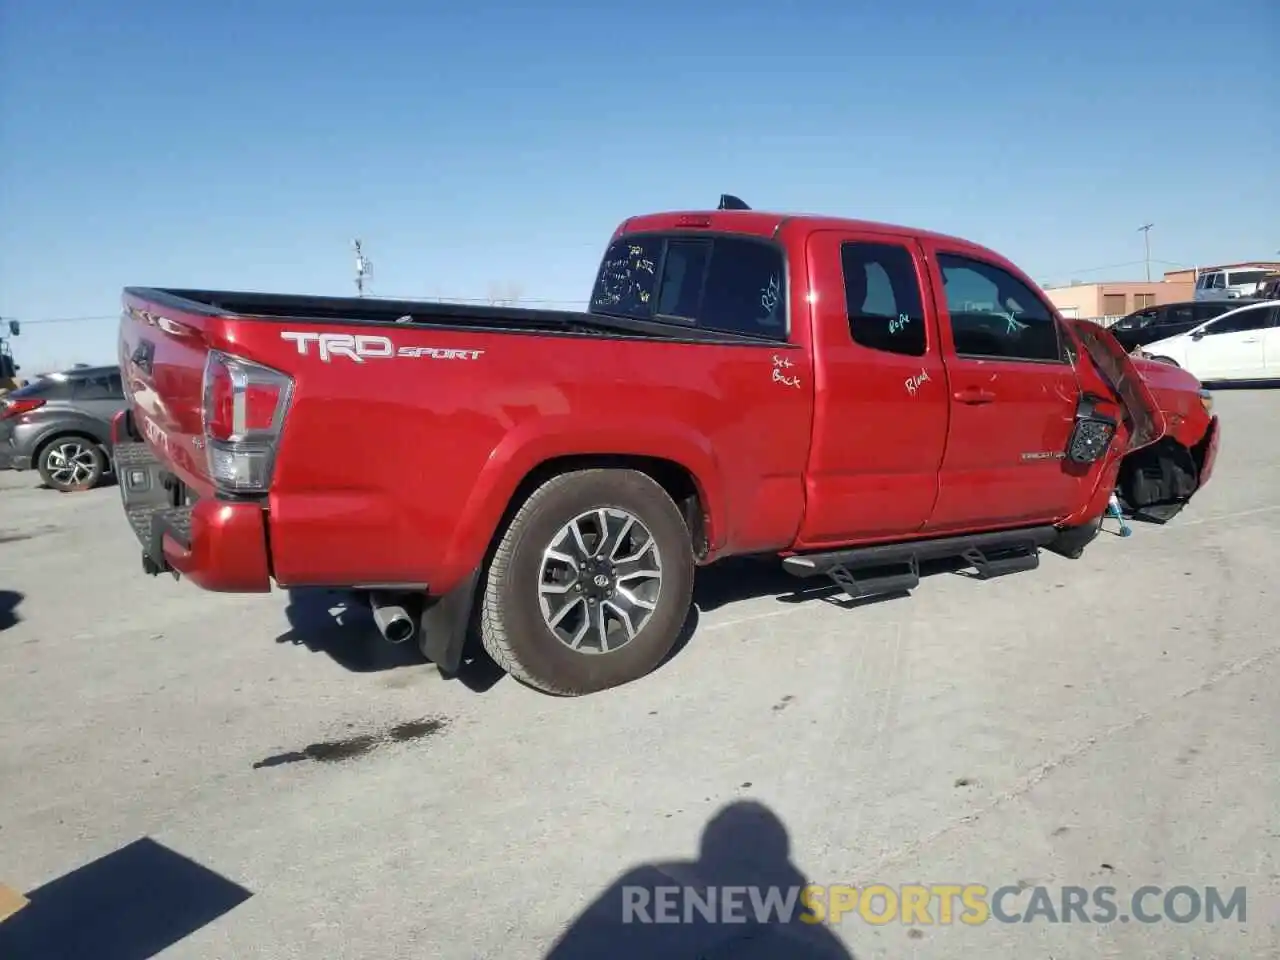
1137,300,1280,382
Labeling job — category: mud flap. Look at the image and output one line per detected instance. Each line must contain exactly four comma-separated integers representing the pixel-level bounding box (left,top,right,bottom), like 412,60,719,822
419,568,481,675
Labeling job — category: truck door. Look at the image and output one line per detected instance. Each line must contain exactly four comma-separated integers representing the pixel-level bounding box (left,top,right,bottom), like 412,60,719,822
793,230,949,546
923,248,1087,531
1184,302,1274,380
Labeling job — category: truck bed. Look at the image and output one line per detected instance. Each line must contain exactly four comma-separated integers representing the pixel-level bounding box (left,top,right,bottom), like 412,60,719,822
124,288,784,345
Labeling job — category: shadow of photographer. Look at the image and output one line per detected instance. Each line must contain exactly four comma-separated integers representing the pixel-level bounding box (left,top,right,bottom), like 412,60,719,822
545,800,856,959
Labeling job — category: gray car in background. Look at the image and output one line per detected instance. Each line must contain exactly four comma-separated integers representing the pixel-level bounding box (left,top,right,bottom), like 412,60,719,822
0,365,127,492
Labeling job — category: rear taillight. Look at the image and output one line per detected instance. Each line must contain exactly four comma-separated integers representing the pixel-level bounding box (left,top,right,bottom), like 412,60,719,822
0,398,45,421
201,351,293,493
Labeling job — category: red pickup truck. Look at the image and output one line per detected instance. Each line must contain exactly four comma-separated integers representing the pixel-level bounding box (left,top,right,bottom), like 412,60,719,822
113,196,1219,695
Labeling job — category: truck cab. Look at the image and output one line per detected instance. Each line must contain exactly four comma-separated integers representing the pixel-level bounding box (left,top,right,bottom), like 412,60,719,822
594,205,1161,549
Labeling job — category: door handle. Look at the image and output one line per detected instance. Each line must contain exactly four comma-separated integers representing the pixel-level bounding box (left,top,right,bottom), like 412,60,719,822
954,387,995,404
1241,337,1260,343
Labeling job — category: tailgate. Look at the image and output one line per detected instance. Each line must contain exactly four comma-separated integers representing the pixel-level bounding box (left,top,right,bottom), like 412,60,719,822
1070,319,1168,452
118,291,217,488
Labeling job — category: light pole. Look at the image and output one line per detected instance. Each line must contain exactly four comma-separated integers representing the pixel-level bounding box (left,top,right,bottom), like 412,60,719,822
1138,224,1154,282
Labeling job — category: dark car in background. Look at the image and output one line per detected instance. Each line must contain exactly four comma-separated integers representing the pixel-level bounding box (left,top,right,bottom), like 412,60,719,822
1108,299,1265,352
0,365,127,491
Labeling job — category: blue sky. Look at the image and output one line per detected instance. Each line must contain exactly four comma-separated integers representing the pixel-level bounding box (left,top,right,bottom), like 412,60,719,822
1,0,1276,372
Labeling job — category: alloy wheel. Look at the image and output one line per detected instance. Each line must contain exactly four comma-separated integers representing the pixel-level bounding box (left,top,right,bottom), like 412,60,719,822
537,507,663,654
46,442,98,488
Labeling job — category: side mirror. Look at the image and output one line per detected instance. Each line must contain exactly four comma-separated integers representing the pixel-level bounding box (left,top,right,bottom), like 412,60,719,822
6,320,17,336
1190,330,1205,341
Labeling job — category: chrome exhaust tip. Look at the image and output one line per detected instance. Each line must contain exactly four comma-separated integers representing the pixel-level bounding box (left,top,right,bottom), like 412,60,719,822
369,592,417,645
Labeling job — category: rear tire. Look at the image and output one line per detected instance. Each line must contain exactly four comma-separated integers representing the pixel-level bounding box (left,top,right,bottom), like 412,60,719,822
37,436,105,492
479,468,695,696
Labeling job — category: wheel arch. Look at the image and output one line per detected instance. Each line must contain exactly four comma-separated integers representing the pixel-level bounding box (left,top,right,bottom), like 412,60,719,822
487,453,711,568
424,452,713,678
1118,435,1199,514
438,424,727,596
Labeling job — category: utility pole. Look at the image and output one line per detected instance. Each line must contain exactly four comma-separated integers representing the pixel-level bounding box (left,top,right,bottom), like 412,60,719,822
353,239,373,297
1138,223,1154,282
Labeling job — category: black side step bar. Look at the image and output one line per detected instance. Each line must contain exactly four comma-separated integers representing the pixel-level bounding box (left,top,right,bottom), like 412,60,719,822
783,525,1058,600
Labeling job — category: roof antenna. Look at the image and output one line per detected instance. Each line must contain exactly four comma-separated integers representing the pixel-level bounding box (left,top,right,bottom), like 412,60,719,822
353,239,373,297
718,194,751,211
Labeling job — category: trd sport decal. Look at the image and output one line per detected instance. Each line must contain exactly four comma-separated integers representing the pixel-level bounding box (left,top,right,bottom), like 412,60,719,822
280,332,484,364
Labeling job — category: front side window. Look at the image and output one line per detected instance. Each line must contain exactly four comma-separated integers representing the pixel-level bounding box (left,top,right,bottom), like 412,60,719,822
840,241,927,356
936,254,1061,361
590,234,786,339
1201,305,1276,335
1116,308,1158,330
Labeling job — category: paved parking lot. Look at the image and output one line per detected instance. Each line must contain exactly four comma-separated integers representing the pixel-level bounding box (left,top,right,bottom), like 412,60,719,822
1,389,1277,959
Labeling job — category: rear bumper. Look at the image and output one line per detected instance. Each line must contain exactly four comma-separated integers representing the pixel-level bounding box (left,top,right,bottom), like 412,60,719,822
116,440,272,593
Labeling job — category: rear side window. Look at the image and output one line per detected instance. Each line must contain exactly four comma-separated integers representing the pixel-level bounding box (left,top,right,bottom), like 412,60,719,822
590,234,786,339
841,241,926,355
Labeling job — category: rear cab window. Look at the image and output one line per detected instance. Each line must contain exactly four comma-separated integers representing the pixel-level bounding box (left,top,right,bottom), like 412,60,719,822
589,233,787,339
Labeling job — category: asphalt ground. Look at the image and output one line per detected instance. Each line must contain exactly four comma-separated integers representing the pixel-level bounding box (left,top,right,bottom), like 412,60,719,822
1,387,1276,959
